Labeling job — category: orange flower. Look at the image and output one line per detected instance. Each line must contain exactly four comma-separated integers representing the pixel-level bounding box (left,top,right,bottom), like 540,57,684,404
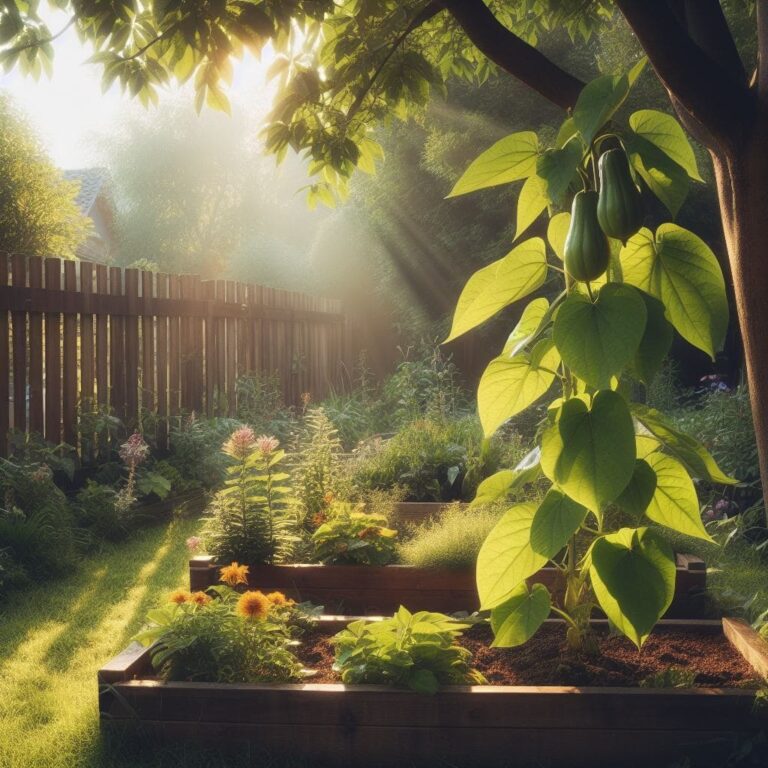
237,590,271,620
219,562,250,587
169,589,191,605
189,591,212,606
266,591,293,607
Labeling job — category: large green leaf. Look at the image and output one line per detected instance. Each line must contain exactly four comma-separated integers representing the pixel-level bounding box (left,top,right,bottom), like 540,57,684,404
547,212,570,261
478,340,560,437
644,451,714,541
530,488,588,559
503,297,550,356
477,501,547,609
540,390,636,515
590,527,676,648
620,224,728,359
490,583,551,648
536,136,582,206
614,459,657,518
626,133,690,217
629,110,702,182
515,173,549,239
572,59,646,145
471,448,542,507
631,404,737,485
446,238,548,342
633,292,674,385
448,131,538,197
553,283,647,389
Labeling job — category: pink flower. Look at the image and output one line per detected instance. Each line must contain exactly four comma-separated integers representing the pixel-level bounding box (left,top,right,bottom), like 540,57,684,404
255,434,280,456
223,427,256,459
186,536,202,552
119,433,150,468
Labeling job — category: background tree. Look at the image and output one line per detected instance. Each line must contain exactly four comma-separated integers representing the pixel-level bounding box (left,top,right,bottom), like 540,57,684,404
0,94,90,259
3,0,768,502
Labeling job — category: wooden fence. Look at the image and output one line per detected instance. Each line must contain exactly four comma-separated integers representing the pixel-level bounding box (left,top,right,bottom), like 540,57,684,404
0,255,350,456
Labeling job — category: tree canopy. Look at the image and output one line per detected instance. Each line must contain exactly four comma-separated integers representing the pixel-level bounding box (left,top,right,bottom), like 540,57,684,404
0,94,90,260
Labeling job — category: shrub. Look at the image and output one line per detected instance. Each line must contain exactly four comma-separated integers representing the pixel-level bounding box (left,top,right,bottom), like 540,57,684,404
333,607,486,694
0,457,76,586
235,371,295,440
134,585,304,683
202,429,297,565
346,416,489,502
399,502,506,570
72,480,124,543
168,413,241,490
311,502,398,565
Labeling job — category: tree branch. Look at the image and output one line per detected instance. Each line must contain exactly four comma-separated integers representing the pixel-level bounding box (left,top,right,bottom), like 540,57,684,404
3,17,75,55
438,0,584,110
679,0,747,85
347,1,443,120
616,0,754,147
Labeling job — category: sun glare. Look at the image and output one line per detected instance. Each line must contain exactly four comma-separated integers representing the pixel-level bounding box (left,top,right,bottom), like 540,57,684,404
0,9,279,169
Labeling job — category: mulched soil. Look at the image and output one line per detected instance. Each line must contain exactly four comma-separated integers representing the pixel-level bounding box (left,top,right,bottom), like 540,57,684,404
295,623,759,688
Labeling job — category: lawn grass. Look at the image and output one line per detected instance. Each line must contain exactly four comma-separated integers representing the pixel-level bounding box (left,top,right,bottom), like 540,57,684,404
0,511,261,768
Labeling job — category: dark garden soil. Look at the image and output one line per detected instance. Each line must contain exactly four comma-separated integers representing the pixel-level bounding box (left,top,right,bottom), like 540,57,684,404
296,624,759,688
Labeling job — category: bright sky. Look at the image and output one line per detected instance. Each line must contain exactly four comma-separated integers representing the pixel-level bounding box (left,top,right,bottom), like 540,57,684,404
0,10,278,169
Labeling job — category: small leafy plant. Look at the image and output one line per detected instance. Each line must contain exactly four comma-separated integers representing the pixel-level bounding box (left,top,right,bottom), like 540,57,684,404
333,607,486,694
447,65,736,651
311,501,398,565
203,429,297,565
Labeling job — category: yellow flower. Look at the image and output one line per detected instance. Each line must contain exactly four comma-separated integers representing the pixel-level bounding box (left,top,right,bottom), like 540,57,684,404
189,591,212,606
169,589,191,605
266,591,293,607
219,562,250,587
237,590,271,620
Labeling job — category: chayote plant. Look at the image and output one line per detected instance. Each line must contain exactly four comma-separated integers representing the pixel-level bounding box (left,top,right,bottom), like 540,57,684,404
447,62,736,651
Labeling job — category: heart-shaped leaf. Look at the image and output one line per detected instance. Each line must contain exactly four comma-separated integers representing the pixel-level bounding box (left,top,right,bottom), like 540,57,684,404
590,527,676,648
547,212,570,261
478,339,560,437
446,238,547,342
490,583,551,648
614,459,657,517
632,404,737,485
541,390,636,515
620,224,728,359
530,488,588,559
477,502,546,610
633,292,674,385
515,173,549,239
629,109,702,182
448,131,539,197
553,283,647,389
644,451,713,541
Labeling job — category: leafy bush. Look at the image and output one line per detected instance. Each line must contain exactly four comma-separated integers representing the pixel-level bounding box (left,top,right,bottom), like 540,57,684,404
0,457,76,587
135,585,304,683
72,480,124,543
168,414,241,490
399,502,506,570
311,502,398,565
346,416,489,502
202,429,297,565
235,372,295,441
332,607,486,694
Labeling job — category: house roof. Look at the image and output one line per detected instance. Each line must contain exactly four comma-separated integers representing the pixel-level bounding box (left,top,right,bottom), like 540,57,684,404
63,167,110,215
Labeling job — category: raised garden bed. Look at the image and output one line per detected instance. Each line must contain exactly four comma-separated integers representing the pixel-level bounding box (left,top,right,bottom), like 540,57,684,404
99,617,768,767
189,553,708,616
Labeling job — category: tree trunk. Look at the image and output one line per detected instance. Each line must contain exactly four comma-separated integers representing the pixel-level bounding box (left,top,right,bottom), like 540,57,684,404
712,112,768,514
